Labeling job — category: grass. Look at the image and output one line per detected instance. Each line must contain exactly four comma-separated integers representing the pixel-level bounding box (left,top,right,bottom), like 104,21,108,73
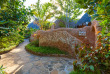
25,40,68,55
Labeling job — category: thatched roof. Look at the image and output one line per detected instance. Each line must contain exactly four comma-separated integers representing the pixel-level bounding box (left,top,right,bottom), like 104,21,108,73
27,22,39,29
54,13,91,28
54,19,77,28
76,13,91,26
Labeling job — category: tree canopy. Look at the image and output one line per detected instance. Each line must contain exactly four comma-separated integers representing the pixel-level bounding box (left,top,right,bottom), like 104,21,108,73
75,0,110,36
0,0,32,36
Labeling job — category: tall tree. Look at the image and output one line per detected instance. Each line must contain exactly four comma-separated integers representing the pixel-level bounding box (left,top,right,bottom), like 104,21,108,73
0,0,32,36
51,0,82,28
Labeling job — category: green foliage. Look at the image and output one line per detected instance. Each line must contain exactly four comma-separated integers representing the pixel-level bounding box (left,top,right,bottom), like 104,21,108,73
52,0,82,28
0,26,38,53
0,0,32,36
0,0,31,26
24,28,38,38
25,40,68,55
72,1,110,73
69,70,84,74
31,0,56,30
30,40,39,47
0,36,18,49
59,22,66,27
0,0,35,53
41,21,53,30
0,35,24,52
0,0,34,52
72,33,110,74
0,65,6,74
75,0,110,36
0,25,31,53
57,15,73,28
53,0,82,19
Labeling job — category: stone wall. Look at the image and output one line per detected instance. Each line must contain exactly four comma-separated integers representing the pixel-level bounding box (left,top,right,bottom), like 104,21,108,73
30,20,99,56
38,30,82,57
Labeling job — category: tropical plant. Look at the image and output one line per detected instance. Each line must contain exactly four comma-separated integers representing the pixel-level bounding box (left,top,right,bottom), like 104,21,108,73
0,0,32,36
24,28,38,38
71,0,110,74
0,65,6,74
75,0,110,36
72,32,110,74
31,0,57,30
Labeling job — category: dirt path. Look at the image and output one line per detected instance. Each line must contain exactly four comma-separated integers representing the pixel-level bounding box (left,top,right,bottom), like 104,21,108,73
0,39,75,74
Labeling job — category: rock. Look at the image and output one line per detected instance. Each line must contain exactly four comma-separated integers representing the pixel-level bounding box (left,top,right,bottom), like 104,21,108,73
58,71,66,74
51,70,58,74
30,67,40,74
49,67,53,71
22,63,33,73
33,61,43,66
53,63,62,69
68,62,73,65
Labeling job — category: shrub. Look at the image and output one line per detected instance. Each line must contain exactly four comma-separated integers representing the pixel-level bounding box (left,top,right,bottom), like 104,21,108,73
72,32,110,74
0,35,24,53
0,36,18,49
30,40,39,47
24,28,38,39
69,70,84,74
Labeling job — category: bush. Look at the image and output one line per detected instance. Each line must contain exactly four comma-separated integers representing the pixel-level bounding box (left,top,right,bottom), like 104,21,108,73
59,22,66,27
24,28,38,39
69,70,84,74
0,35,24,53
30,40,39,47
72,32,110,74
0,25,39,53
0,36,18,49
25,40,68,55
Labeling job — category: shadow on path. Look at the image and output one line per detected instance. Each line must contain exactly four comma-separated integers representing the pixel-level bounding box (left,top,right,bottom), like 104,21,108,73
0,39,75,74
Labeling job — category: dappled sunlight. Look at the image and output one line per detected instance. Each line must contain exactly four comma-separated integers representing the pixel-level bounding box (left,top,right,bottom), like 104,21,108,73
6,64,21,73
0,39,75,74
0,0,109,74
0,39,30,73
10,48,22,53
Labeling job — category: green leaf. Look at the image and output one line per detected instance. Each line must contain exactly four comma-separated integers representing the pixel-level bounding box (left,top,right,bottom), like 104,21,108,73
107,33,110,36
105,54,109,58
94,57,98,59
84,64,88,70
85,54,89,58
93,14,99,17
89,65,94,71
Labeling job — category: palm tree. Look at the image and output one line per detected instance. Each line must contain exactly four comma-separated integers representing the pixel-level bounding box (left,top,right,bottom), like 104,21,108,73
31,0,60,30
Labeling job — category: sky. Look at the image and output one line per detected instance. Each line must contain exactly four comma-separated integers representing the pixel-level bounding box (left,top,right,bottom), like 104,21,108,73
24,0,50,8
24,0,85,22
